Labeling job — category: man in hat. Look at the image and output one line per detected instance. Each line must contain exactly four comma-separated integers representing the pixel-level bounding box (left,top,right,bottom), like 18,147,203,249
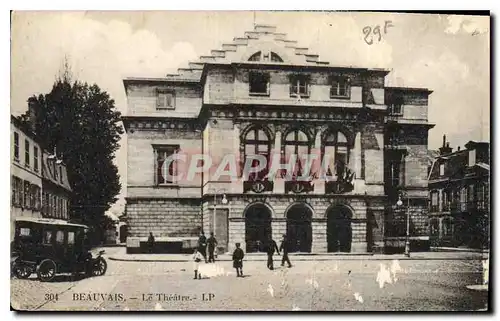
279,234,292,268
266,235,280,270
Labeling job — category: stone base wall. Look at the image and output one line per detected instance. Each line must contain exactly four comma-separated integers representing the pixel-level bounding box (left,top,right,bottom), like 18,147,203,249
126,198,202,238
125,195,394,254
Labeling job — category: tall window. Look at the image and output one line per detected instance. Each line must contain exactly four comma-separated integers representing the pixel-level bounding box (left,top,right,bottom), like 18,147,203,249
283,129,311,179
460,186,468,211
388,96,404,115
23,180,30,208
467,184,475,204
476,182,488,210
33,146,39,172
249,72,270,95
439,163,445,176
243,127,271,181
289,75,310,97
430,191,439,212
13,132,19,161
442,189,450,211
322,131,350,178
25,139,30,167
330,76,350,98
156,89,175,110
154,145,179,185
388,103,403,115
387,153,404,188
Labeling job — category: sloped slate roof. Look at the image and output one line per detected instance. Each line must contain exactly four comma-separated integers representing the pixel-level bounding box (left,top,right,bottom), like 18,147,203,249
41,152,72,191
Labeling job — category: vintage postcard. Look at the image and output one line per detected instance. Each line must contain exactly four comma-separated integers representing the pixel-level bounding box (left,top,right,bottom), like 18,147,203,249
10,11,490,311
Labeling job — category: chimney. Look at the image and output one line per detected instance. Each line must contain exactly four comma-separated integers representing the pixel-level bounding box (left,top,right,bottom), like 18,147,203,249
457,146,461,151
438,134,453,155
28,100,37,133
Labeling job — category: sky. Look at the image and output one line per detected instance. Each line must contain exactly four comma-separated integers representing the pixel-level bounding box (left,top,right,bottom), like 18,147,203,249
10,11,490,214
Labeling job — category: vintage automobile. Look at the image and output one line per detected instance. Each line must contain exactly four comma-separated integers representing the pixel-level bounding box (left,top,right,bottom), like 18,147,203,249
11,217,107,282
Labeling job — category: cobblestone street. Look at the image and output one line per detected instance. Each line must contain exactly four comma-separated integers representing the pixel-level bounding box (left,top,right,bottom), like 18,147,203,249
11,250,488,311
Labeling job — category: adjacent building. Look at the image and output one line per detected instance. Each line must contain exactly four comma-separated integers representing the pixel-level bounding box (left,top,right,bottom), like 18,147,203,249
10,115,72,240
122,25,434,254
428,136,490,249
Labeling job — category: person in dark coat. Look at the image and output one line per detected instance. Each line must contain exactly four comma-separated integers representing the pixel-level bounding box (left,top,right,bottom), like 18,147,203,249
207,232,218,263
266,235,280,270
198,231,208,263
232,243,245,277
279,234,292,268
147,232,155,253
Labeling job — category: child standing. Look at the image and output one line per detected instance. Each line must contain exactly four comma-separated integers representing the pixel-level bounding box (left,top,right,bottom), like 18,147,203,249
232,243,245,277
192,248,204,279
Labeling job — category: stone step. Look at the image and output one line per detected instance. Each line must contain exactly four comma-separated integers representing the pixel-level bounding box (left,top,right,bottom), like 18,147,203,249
199,55,216,62
254,24,277,33
188,62,204,70
295,47,308,55
233,37,249,45
211,50,226,58
222,43,238,52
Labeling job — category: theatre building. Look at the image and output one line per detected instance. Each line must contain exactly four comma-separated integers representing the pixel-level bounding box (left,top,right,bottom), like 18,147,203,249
122,25,434,254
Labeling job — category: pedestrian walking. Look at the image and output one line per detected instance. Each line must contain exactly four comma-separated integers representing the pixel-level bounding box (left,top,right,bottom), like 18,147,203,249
198,231,208,263
192,249,204,280
147,232,155,253
279,234,292,268
207,232,218,263
265,235,280,270
232,243,245,277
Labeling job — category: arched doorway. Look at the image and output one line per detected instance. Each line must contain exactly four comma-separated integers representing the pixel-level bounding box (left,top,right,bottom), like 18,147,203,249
286,203,313,253
327,205,353,252
245,203,272,253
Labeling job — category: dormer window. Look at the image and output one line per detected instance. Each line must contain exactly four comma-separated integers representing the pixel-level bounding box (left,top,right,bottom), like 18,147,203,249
330,76,350,98
156,89,175,110
248,51,283,62
289,74,310,98
249,72,270,96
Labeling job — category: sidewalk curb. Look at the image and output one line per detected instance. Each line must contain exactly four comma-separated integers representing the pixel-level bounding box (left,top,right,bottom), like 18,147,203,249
108,255,484,263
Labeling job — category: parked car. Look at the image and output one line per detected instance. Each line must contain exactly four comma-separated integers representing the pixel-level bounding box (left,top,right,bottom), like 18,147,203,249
11,217,107,282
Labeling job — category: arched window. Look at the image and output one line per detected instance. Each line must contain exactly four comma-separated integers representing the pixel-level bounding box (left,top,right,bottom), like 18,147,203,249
271,52,283,62
322,131,349,178
248,51,283,62
283,129,311,179
243,127,271,181
248,51,262,62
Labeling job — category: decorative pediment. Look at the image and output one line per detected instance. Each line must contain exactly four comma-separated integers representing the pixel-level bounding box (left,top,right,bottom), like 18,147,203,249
166,24,330,82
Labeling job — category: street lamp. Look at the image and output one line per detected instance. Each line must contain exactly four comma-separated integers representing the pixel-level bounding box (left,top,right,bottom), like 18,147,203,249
209,188,228,235
397,193,410,257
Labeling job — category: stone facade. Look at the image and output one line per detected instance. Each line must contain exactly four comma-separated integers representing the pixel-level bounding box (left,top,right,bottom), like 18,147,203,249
122,24,434,254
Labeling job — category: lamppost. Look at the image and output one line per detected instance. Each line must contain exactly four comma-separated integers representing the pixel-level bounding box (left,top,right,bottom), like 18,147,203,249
209,188,228,235
396,192,410,257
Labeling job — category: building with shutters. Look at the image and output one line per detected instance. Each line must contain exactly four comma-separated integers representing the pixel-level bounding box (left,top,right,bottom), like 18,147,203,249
428,136,490,249
122,24,434,254
10,115,72,241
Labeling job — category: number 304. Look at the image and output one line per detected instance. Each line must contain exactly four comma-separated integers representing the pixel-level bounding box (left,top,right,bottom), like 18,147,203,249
45,293,59,301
